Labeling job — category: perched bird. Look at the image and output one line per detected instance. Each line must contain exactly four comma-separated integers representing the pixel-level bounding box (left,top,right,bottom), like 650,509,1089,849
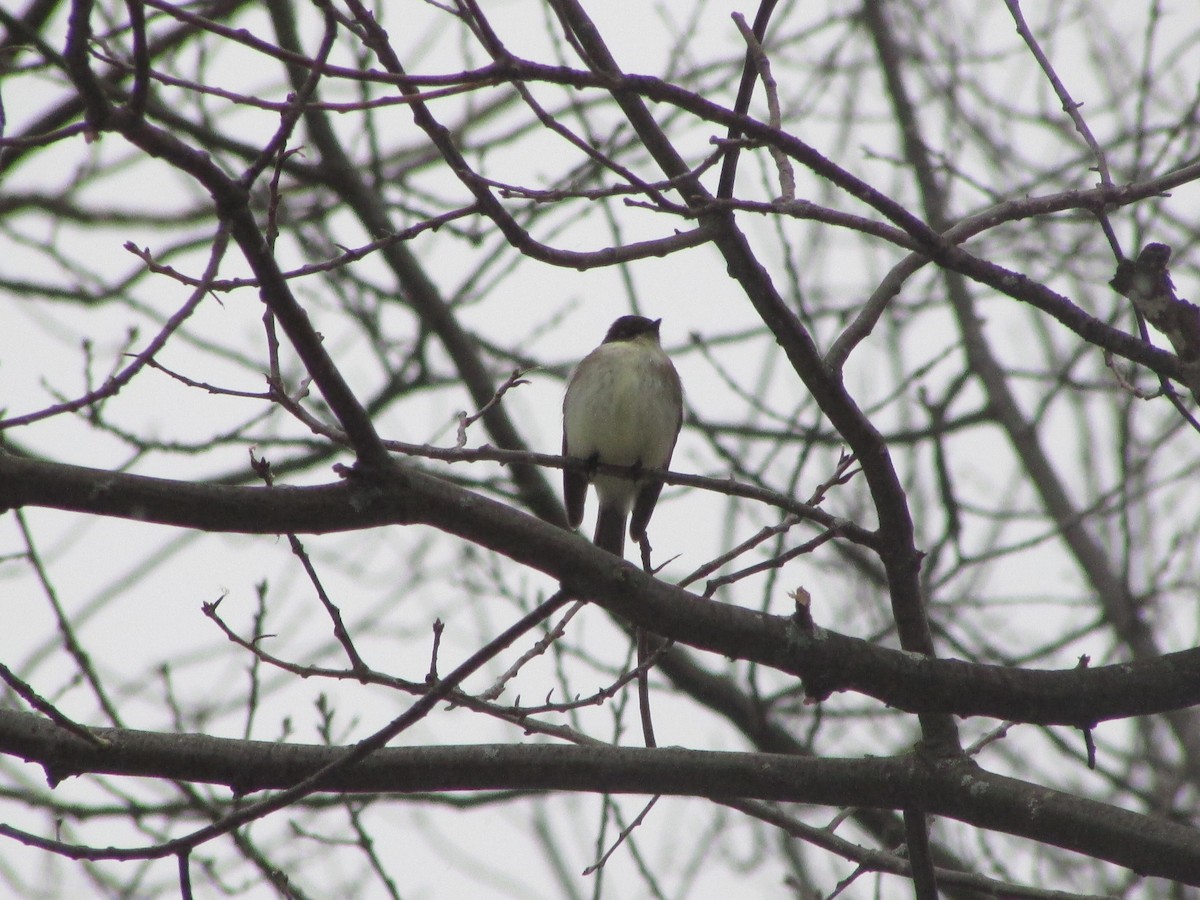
562,315,683,557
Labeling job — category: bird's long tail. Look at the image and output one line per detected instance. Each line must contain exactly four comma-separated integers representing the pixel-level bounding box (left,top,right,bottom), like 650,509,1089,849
593,503,627,557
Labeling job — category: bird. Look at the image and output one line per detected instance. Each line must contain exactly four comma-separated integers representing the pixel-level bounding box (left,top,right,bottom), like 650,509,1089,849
562,315,683,558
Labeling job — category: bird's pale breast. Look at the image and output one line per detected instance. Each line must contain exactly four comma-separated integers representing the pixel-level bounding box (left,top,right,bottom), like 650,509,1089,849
563,340,677,470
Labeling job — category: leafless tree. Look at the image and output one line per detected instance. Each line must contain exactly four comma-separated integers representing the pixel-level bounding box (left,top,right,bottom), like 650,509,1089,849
2,1,1200,897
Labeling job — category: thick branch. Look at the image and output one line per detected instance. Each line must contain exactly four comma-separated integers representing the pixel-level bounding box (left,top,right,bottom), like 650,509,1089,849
3,453,1200,726
2,712,1198,884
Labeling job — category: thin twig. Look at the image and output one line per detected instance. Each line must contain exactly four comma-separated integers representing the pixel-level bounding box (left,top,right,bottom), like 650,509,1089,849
456,367,534,448
731,12,794,200
479,601,586,700
0,662,110,748
0,227,229,429
582,795,660,876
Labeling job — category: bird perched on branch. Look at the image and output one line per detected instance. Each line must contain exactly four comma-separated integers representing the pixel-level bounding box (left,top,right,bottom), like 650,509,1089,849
562,315,683,558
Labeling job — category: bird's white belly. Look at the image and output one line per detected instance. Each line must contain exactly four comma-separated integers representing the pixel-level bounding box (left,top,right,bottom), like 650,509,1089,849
564,344,676,469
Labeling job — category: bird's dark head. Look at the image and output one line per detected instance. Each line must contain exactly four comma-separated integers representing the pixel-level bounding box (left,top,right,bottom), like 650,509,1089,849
602,315,662,344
